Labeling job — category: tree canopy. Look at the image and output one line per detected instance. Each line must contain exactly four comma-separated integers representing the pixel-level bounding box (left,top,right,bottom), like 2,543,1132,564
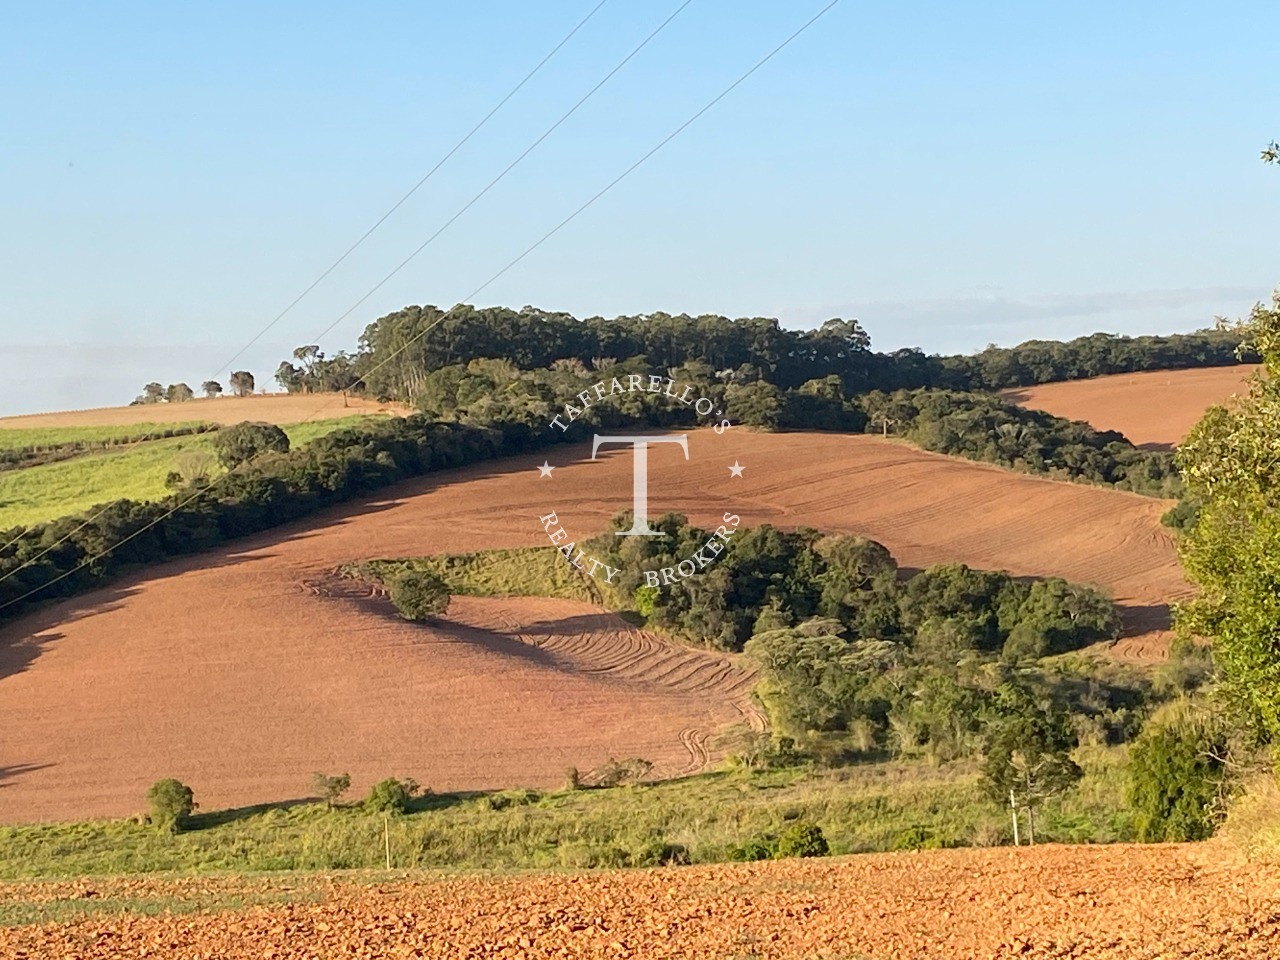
1176,293,1280,740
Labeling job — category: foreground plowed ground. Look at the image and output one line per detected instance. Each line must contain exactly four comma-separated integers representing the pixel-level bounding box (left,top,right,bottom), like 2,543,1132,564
1,844,1275,959
0,431,1186,821
1004,364,1257,448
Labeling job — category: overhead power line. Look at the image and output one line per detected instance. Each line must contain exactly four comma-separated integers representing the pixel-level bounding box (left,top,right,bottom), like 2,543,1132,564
0,0,616,575
0,0,841,614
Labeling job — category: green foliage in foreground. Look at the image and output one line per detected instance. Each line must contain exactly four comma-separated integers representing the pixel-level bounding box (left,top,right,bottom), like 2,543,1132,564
0,752,1131,880
1177,293,1280,743
1126,703,1229,842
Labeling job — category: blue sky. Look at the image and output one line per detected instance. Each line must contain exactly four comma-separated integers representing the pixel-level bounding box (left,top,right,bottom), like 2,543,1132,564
2,0,1277,414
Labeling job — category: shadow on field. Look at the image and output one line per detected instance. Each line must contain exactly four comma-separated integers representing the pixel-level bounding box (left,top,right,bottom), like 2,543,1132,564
516,612,632,639
0,546,289,679
0,630,60,681
186,797,318,830
1118,601,1172,634
186,789,488,827
0,762,54,789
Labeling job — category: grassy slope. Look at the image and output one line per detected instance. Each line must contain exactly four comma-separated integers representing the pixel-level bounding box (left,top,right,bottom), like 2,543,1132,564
0,416,380,530
0,422,212,451
0,748,1129,884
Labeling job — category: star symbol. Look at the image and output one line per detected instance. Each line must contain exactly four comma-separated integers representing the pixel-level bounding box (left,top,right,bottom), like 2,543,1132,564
537,461,555,478
728,461,745,478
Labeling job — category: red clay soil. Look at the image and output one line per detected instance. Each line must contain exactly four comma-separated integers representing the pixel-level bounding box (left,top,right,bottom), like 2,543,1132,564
2,843,1277,959
0,431,1187,822
1004,364,1258,449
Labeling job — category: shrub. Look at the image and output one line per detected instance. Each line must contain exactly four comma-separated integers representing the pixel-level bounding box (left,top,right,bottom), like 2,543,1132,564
364,777,421,814
478,789,541,811
146,778,196,833
591,757,653,788
729,835,777,862
774,821,829,858
892,824,944,851
212,421,290,468
630,840,692,867
312,771,351,808
1127,707,1227,842
388,571,451,621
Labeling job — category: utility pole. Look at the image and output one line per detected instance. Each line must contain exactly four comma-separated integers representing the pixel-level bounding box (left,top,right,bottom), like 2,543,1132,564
872,416,898,437
1010,788,1020,846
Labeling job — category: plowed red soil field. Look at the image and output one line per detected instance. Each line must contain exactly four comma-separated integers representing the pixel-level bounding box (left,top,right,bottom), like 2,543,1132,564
1004,364,1258,449
0,431,1187,822
2,843,1276,959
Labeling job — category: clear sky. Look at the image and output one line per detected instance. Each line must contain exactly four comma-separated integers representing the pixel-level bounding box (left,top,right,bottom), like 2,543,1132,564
2,0,1277,415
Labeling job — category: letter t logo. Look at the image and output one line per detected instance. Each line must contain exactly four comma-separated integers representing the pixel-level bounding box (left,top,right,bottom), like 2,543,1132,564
591,434,689,536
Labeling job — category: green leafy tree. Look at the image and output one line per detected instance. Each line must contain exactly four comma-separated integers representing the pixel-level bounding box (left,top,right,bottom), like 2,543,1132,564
1126,705,1227,842
275,361,304,393
201,380,223,399
774,821,829,858
981,681,1082,826
139,382,165,404
229,370,256,397
166,382,194,403
312,771,352,808
388,570,451,621
725,380,785,429
364,777,420,813
212,421,291,468
1177,293,1280,740
146,778,196,833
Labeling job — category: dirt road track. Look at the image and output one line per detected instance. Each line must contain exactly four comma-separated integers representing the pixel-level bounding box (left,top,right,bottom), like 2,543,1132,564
1,843,1276,959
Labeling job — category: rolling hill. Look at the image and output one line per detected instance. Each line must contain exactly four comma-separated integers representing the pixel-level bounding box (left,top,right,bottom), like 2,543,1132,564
0,429,1185,822
1003,364,1257,449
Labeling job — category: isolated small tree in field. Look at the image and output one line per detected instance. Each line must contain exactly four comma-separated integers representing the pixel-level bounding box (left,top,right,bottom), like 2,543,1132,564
364,777,420,814
229,370,256,397
201,380,223,399
774,822,829,858
212,421,290,468
388,570,451,621
146,778,196,833
166,382,194,403
312,771,352,808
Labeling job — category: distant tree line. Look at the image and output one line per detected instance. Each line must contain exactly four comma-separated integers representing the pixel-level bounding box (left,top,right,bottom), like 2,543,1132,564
584,512,1121,657
129,373,253,405
406,358,1178,497
858,388,1180,498
345,304,1252,401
